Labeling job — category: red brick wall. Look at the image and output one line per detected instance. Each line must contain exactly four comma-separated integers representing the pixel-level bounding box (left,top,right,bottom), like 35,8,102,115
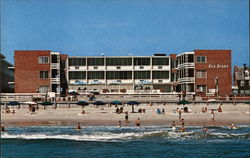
194,50,232,96
14,50,51,93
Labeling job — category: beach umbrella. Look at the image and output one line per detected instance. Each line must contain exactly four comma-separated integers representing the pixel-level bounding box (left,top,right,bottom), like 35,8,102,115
68,91,80,96
127,101,140,105
90,91,100,95
177,100,190,105
40,101,54,106
40,101,54,110
77,101,89,108
127,101,140,113
208,99,217,103
7,101,21,109
93,101,106,107
7,101,21,106
110,101,122,105
23,101,37,105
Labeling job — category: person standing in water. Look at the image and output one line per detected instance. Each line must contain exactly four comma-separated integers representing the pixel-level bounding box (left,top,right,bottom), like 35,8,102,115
172,121,176,130
76,123,81,130
179,122,185,132
1,123,5,132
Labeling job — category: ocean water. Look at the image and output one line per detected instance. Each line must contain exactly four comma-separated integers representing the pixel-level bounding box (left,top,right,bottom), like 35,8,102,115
1,126,250,158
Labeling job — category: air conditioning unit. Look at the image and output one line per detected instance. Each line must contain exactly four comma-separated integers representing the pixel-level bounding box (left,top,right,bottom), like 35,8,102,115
158,80,163,83
140,66,144,69
158,66,162,69
117,66,121,69
94,66,98,69
75,66,79,70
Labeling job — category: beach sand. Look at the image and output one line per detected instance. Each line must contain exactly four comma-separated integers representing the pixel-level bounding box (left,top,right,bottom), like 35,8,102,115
1,103,250,127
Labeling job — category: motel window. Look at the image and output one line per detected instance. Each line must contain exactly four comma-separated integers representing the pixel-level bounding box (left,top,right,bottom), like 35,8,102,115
196,56,206,63
152,71,169,79
106,71,132,79
106,58,132,66
196,70,206,78
87,58,104,66
40,71,49,79
134,58,150,65
38,56,49,64
87,71,104,79
69,71,86,79
69,58,86,66
134,71,151,79
197,85,206,92
152,58,169,65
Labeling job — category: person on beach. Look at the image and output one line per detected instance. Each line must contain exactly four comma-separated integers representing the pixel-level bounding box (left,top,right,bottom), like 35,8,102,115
210,110,215,121
218,106,222,113
118,121,122,127
178,109,182,120
76,123,81,130
1,123,5,132
136,118,141,127
162,109,165,115
157,108,161,114
125,112,129,123
181,118,185,124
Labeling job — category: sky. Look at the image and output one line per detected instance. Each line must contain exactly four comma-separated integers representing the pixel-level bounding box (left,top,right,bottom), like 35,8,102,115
1,0,249,66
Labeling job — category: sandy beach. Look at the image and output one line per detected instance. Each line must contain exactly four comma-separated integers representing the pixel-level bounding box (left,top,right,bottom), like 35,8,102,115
1,102,250,127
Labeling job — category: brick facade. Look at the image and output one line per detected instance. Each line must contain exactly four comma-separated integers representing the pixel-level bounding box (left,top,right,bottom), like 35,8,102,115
194,50,232,96
14,50,51,93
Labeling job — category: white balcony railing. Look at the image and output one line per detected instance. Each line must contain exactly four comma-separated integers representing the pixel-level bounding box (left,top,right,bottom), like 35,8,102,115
177,63,194,69
51,78,60,84
51,63,60,69
178,77,194,82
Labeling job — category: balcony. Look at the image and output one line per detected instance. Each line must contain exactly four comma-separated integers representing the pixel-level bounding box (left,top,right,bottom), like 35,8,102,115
51,63,60,69
51,78,60,84
177,63,194,69
178,77,194,82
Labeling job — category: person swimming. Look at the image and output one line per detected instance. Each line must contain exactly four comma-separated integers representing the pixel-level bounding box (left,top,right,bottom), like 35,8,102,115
230,124,238,129
202,126,208,133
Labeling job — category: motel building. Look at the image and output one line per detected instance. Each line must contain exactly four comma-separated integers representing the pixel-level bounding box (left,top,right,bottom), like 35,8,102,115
12,50,232,97
67,54,171,93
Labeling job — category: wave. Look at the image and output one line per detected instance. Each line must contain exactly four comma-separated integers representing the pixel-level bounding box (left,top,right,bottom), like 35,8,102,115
2,130,250,141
